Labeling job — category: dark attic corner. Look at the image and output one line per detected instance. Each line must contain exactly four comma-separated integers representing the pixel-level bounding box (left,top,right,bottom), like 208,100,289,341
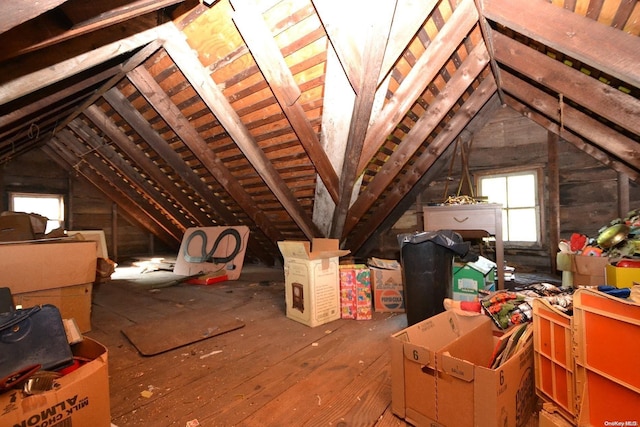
0,0,639,425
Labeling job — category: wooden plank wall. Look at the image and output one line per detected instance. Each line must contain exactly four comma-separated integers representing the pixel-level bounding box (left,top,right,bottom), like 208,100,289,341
0,149,173,261
380,107,640,271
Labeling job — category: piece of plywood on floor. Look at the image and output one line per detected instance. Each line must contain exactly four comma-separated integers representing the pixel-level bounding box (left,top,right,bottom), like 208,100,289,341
121,309,245,356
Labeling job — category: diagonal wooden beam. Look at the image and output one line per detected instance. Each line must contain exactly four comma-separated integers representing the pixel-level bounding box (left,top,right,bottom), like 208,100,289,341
0,0,69,34
44,139,179,246
481,0,640,88
82,105,217,227
330,0,398,240
343,42,491,237
53,39,164,134
159,22,322,240
501,70,640,170
127,65,285,247
67,118,192,231
345,76,497,252
357,0,480,175
0,23,169,106
52,129,183,242
492,31,640,136
231,0,340,204
377,0,439,86
101,88,238,226
504,95,640,182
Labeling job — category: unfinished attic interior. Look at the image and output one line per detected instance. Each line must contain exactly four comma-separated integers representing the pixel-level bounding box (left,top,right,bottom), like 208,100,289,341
1,0,639,426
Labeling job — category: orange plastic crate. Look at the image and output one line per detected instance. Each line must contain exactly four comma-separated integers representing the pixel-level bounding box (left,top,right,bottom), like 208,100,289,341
532,298,577,423
573,288,640,426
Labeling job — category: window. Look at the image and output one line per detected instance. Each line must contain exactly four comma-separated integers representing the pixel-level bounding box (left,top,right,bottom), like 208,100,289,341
477,170,541,244
9,193,65,234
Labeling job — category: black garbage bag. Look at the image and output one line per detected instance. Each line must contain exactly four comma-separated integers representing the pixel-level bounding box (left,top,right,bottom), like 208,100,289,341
398,230,470,325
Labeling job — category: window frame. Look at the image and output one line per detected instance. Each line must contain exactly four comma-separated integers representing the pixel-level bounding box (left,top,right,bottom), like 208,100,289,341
8,192,66,233
474,166,545,249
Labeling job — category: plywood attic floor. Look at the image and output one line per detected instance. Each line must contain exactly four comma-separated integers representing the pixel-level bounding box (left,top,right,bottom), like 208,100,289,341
86,258,545,427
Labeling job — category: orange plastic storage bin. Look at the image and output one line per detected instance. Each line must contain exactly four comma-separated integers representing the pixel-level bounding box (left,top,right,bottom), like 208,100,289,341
532,298,577,423
573,288,640,426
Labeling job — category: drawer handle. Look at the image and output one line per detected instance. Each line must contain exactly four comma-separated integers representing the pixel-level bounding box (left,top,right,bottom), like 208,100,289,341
453,216,469,223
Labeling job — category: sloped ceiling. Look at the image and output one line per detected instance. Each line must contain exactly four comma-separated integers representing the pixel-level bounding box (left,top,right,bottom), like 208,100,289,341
0,0,638,265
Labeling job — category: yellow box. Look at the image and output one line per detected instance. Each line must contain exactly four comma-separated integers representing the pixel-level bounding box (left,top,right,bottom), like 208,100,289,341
605,264,640,288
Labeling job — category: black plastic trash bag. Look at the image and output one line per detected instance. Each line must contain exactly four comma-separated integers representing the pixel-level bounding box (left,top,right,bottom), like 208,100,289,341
398,230,470,325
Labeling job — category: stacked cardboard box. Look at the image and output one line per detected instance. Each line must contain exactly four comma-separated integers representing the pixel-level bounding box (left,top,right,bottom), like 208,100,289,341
368,258,405,312
339,264,372,320
0,240,98,332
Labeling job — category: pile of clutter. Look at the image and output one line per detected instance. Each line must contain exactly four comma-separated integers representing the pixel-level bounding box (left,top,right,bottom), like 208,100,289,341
558,209,640,262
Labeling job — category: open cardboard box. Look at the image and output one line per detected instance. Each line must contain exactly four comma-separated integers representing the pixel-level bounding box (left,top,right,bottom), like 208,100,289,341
0,336,111,426
391,311,536,427
278,239,350,327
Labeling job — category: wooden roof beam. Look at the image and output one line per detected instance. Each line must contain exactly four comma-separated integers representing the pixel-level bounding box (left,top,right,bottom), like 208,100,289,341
343,41,491,238
0,0,69,34
44,139,179,246
492,31,640,136
231,0,340,204
505,95,640,182
357,0,480,175
330,0,398,240
126,65,284,251
501,70,640,171
159,22,322,240
481,0,640,89
345,76,497,251
52,129,183,242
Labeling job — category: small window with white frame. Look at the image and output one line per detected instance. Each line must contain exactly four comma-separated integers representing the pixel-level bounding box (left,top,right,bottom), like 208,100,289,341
9,192,65,234
476,169,541,245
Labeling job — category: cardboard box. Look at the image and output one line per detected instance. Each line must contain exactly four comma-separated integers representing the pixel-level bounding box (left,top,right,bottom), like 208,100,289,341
570,254,608,287
555,253,609,287
0,240,97,294
339,264,372,320
368,258,404,312
452,256,496,301
0,336,111,427
605,263,640,288
0,213,34,241
278,239,350,327
391,311,536,427
13,283,93,333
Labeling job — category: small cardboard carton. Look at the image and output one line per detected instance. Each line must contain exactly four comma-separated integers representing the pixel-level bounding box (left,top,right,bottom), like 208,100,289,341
339,264,372,320
571,254,608,286
391,311,536,427
0,337,111,427
452,256,496,301
368,257,404,312
278,239,350,327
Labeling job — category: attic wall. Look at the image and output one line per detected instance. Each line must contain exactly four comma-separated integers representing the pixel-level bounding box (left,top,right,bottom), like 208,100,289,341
414,107,640,270
0,149,173,260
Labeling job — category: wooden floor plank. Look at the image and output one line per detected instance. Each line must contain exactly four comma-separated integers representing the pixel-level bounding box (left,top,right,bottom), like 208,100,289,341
86,262,549,426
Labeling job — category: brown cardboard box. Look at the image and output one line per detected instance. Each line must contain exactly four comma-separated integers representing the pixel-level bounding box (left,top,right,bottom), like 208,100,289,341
391,311,536,427
0,240,97,293
571,254,608,286
278,239,350,327
0,337,111,427
0,213,34,242
368,258,404,312
13,283,93,333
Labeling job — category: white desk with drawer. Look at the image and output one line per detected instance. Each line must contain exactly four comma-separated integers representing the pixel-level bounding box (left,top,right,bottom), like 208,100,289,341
423,203,504,289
